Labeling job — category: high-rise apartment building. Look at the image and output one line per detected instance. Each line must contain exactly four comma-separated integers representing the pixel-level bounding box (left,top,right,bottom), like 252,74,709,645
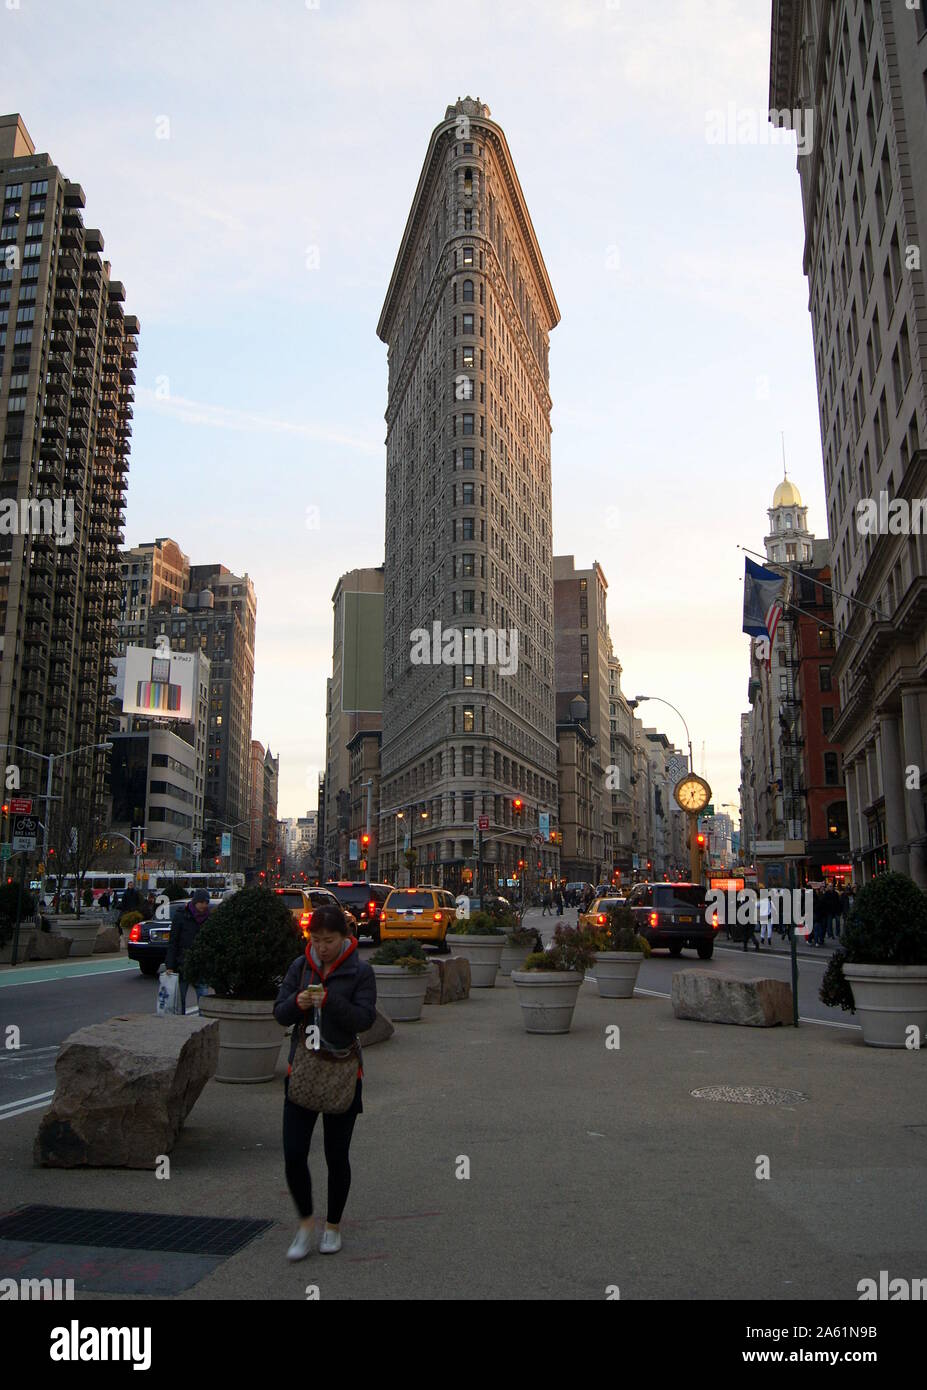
114,558,256,868
119,537,188,637
0,114,137,825
553,555,610,870
377,97,560,893
323,567,383,880
770,2,927,885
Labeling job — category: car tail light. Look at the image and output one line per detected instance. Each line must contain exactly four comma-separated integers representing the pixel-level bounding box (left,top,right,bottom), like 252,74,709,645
129,923,141,942
649,912,658,927
300,911,312,934
368,901,376,916
712,911,719,929
433,911,442,922
596,914,606,925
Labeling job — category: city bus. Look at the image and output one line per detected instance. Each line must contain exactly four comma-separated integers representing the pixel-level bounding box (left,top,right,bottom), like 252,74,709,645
39,871,133,909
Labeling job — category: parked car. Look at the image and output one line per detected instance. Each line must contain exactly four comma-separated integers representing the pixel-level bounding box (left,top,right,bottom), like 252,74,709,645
126,898,188,977
322,881,392,942
564,881,595,907
379,885,458,950
479,894,514,919
275,885,356,937
626,881,716,958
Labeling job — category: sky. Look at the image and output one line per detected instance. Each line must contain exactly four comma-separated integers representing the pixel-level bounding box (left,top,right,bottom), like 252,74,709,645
3,0,826,822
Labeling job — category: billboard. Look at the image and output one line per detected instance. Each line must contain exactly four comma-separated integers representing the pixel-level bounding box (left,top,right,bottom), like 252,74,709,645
120,645,194,721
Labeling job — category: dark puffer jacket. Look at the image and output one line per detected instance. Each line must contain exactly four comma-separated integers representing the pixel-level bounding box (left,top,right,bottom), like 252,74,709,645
165,902,209,973
274,937,377,1067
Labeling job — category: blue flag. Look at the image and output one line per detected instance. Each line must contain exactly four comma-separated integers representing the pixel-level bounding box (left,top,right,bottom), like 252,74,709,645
742,557,785,639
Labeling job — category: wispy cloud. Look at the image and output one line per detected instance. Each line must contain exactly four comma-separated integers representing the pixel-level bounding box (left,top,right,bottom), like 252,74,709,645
135,388,382,454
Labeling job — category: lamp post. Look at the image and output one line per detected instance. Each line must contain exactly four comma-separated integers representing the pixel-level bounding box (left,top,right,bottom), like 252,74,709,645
627,696,693,774
204,817,250,873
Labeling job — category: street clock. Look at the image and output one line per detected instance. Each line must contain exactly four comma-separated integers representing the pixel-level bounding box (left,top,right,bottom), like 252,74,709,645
673,773,712,814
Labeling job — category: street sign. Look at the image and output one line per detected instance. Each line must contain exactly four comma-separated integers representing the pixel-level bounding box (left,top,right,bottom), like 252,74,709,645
349,838,358,861
478,815,489,831
175,843,183,860
531,832,544,848
12,815,37,852
9,797,32,815
221,832,232,857
538,812,550,839
0,843,11,861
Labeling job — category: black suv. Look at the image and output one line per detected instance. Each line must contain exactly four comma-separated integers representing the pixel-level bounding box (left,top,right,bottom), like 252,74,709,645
627,882,716,959
322,882,393,942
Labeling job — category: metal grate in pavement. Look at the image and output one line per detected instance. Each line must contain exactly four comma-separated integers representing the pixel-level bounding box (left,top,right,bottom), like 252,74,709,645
0,1205,272,1256
690,1085,807,1106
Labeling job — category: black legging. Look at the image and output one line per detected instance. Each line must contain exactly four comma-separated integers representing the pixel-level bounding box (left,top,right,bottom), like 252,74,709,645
283,1088,359,1224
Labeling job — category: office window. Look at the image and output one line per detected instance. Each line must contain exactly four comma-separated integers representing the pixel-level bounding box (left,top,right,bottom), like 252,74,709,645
463,747,474,776
462,345,475,367
462,413,474,435
462,447,474,469
462,313,474,333
822,706,835,737
824,752,840,785
463,706,475,733
462,246,474,266
462,483,474,505
462,279,474,302
819,665,832,692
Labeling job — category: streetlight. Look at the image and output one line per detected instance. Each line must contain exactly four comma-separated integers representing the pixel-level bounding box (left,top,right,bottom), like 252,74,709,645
627,696,693,773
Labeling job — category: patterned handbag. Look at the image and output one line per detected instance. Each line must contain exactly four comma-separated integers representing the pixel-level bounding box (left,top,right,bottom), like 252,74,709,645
288,963,359,1114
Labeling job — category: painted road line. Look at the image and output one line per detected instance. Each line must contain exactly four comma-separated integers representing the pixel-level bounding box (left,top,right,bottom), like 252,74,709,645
631,984,858,1030
0,961,138,988
0,1045,60,1065
0,1097,54,1121
0,1089,54,1113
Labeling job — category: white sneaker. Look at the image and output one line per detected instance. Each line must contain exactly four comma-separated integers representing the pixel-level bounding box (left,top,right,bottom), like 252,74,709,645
286,1225,315,1261
319,1228,342,1254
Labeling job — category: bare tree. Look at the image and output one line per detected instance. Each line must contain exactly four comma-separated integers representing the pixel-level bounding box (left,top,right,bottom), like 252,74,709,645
46,787,107,918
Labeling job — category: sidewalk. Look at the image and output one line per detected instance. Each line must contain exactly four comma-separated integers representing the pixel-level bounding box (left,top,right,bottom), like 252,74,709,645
1,958,924,1301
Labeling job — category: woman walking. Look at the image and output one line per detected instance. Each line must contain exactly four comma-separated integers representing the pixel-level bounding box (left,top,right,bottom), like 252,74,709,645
274,902,376,1260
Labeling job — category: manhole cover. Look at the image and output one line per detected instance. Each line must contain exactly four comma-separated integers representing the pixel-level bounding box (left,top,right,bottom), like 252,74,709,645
690,1085,807,1105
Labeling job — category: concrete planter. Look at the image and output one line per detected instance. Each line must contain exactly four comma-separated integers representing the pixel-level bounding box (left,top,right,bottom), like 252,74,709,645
372,964,429,1021
593,951,644,999
843,963,927,1048
48,917,100,958
511,970,584,1034
197,996,286,1082
445,933,505,987
498,939,533,977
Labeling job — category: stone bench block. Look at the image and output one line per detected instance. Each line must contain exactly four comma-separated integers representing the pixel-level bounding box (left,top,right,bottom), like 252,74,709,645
35,1013,219,1168
26,930,72,960
424,955,471,1004
672,970,792,1027
92,926,121,954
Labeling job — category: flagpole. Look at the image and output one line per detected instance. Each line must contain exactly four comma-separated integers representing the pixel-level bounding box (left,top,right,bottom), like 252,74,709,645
737,545,885,620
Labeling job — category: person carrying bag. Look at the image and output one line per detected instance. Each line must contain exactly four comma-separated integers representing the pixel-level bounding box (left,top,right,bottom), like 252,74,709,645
274,902,376,1261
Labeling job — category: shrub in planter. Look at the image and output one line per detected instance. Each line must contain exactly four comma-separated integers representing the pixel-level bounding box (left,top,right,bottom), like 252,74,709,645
182,886,299,998
369,938,429,972
589,903,652,956
820,873,927,1013
521,923,599,974
450,910,506,936
119,910,144,935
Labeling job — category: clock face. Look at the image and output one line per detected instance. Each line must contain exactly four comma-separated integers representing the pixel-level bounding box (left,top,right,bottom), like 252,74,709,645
674,775,711,813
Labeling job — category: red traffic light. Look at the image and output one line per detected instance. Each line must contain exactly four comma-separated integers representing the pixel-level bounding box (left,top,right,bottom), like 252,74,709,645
696,833,706,847
361,833,370,847
1,804,8,815
513,798,523,814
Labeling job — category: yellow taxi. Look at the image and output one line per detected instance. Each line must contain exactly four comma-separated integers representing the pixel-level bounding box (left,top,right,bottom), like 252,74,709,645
275,886,358,938
578,896,626,931
379,885,458,947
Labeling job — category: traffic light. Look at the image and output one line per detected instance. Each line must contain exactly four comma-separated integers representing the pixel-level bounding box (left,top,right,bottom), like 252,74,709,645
1,803,8,816
361,833,370,850
696,833,706,849
512,798,523,815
